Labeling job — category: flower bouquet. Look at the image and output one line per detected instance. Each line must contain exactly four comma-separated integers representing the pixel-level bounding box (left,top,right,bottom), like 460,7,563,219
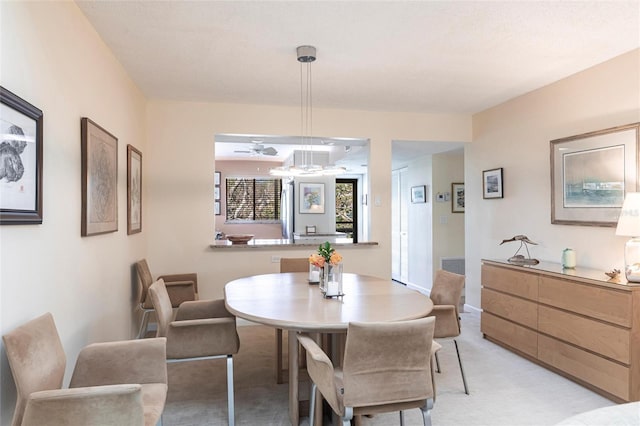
309,242,343,297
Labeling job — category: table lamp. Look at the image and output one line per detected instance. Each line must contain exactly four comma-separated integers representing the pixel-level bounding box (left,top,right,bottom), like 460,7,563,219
615,192,640,282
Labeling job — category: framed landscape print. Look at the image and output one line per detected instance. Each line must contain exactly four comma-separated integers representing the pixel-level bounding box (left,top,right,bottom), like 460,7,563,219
127,144,142,235
81,117,118,236
0,86,43,224
452,182,465,213
551,123,639,227
483,168,504,199
411,185,426,203
300,182,325,214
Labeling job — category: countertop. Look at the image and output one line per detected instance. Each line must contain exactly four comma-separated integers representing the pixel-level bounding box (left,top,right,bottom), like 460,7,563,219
210,238,378,249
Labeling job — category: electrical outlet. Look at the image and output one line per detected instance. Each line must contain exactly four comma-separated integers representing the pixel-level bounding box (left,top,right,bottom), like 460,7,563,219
271,255,281,263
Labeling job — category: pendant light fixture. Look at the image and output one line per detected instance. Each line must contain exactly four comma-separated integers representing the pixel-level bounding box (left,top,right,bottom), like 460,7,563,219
270,46,346,177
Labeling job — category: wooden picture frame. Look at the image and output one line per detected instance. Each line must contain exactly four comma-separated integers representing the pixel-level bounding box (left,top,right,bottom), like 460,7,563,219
127,144,142,235
81,118,118,236
551,123,639,226
483,168,504,199
411,185,426,203
451,182,465,213
300,182,325,214
0,86,43,224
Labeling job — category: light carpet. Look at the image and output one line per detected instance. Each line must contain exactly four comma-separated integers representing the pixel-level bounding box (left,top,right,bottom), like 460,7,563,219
162,311,615,425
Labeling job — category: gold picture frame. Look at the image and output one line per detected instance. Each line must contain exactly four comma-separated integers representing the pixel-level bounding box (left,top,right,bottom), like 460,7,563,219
127,144,142,235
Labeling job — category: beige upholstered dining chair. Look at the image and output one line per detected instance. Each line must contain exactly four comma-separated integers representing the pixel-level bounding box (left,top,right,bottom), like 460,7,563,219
275,257,310,383
134,258,199,338
2,312,167,426
428,269,469,394
148,279,240,425
298,316,437,426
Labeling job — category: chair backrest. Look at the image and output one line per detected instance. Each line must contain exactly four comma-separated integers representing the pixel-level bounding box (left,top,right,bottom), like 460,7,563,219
2,312,67,426
280,257,309,273
148,279,174,338
341,316,435,408
134,259,153,305
430,270,465,311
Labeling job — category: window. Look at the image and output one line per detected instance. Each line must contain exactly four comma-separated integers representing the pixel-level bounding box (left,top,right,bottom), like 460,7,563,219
225,178,282,222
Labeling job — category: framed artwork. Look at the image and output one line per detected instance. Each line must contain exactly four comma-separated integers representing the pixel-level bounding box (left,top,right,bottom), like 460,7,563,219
214,186,221,200
215,200,221,215
215,171,221,186
300,182,325,214
411,185,427,203
551,123,639,227
0,86,43,224
483,168,504,199
127,144,142,235
81,117,118,236
452,183,465,213
306,225,317,234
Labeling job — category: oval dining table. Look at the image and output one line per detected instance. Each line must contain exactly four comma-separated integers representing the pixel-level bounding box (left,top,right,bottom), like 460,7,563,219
224,272,434,425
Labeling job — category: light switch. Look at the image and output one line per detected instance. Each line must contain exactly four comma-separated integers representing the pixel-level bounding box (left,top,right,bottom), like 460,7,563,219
374,196,381,206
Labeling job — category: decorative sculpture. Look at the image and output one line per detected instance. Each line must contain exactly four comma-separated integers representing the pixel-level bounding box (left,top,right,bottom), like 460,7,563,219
500,235,540,265
605,268,621,279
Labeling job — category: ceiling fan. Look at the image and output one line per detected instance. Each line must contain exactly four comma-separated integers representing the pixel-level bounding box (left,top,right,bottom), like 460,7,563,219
234,140,278,156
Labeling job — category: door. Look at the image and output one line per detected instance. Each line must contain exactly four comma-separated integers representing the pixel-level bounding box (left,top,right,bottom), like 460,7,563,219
392,168,408,283
336,178,358,243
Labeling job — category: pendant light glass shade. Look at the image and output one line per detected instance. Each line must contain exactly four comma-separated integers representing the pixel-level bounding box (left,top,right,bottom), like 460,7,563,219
270,46,345,177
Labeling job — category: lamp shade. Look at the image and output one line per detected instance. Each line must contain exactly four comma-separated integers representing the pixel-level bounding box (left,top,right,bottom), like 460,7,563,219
616,193,640,237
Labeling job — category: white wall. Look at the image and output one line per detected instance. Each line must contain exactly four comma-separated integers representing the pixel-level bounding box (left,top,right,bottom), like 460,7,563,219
405,155,433,291
0,2,148,423
145,101,471,300
466,49,640,308
432,149,465,280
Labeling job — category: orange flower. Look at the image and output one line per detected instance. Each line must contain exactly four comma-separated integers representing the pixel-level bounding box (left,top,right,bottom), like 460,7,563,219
329,252,342,265
309,254,325,268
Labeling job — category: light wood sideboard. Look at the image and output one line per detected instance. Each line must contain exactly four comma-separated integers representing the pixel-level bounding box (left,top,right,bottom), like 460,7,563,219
481,259,640,402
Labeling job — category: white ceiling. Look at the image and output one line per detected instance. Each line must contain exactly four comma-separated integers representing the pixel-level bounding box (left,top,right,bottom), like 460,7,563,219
75,0,639,165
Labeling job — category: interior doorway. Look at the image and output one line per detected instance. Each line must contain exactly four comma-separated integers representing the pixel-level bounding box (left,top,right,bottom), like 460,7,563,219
391,168,408,283
336,178,358,243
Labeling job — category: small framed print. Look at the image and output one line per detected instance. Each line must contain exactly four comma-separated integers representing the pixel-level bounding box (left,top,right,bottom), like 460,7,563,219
452,182,465,213
411,185,426,203
81,118,118,236
483,168,504,199
0,86,43,224
300,182,325,214
214,186,220,201
306,225,317,234
127,145,142,235
215,171,221,186
215,200,221,215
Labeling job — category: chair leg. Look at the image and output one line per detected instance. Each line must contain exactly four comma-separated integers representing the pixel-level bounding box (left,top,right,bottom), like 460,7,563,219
137,309,151,339
227,355,235,426
342,407,354,426
454,339,469,395
420,398,434,426
434,351,441,373
399,410,405,426
309,382,317,425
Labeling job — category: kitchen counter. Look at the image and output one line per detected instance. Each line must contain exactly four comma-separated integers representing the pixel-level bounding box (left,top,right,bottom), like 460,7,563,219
209,238,378,249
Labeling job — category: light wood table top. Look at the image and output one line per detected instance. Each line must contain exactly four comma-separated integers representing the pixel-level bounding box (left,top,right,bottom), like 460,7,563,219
224,272,434,332
224,272,433,425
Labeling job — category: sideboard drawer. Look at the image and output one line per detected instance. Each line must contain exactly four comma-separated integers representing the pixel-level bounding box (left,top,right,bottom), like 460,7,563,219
538,305,630,364
539,277,632,327
482,264,538,301
538,334,629,400
482,288,538,329
481,312,537,358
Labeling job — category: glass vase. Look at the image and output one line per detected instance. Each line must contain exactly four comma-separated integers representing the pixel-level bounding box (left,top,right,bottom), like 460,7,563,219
309,263,321,284
321,263,343,297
